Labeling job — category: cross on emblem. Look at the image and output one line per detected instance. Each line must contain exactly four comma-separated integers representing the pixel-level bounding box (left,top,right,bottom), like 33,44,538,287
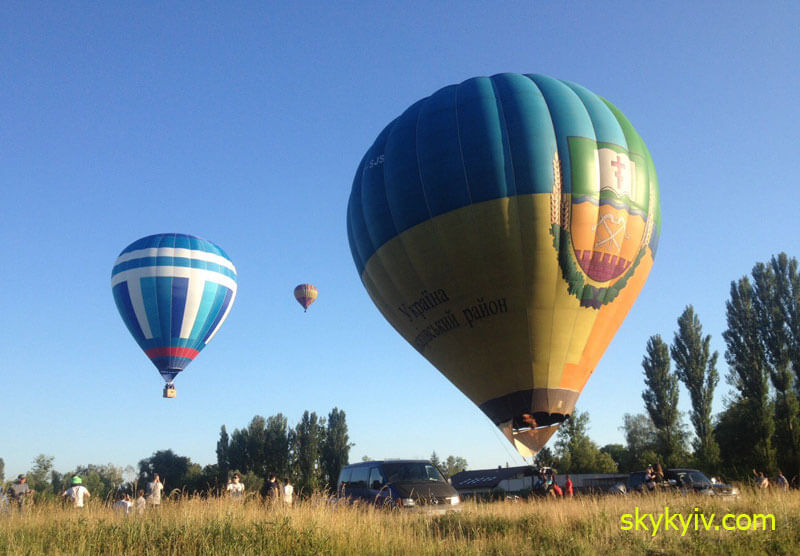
610,154,627,189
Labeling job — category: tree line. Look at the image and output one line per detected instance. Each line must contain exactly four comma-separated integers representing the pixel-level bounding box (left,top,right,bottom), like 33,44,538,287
537,253,800,484
2,407,352,501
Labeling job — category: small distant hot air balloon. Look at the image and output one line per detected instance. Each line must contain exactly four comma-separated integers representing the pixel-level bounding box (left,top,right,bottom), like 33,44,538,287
111,233,238,398
294,284,318,312
347,73,661,457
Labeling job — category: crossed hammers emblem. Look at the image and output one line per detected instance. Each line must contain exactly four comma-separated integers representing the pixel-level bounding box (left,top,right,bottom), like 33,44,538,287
593,214,627,250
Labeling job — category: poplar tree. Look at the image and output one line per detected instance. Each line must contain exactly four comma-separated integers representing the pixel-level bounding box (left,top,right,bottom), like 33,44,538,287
670,306,720,471
216,425,229,482
722,277,775,472
292,411,324,493
752,254,800,479
320,408,352,489
642,335,687,467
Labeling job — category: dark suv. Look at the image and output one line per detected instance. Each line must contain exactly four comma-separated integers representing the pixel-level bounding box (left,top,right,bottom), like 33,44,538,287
337,460,462,513
627,468,738,497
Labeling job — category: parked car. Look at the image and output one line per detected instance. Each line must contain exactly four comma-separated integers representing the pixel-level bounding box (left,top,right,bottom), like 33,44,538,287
337,460,462,513
626,468,738,497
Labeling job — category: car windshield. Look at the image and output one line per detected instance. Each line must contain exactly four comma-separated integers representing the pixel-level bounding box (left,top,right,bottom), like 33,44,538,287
383,462,446,483
671,470,711,485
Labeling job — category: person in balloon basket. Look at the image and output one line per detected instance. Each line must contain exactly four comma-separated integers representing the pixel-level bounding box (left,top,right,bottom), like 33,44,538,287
62,476,91,508
226,473,245,500
8,475,33,512
147,473,164,507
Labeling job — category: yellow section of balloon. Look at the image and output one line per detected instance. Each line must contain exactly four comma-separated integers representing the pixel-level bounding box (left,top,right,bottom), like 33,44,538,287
361,193,654,456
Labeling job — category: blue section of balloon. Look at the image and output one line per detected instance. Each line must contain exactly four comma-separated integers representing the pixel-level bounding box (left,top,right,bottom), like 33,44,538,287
346,72,641,276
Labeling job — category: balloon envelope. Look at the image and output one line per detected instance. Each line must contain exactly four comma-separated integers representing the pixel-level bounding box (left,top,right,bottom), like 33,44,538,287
294,284,318,311
111,233,238,385
347,73,660,456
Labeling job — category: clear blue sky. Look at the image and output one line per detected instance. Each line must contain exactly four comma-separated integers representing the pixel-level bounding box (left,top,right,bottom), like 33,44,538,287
2,1,799,478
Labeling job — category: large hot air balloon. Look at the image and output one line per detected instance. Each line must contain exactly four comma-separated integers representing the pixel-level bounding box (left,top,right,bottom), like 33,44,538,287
111,233,238,398
347,73,660,457
294,284,318,312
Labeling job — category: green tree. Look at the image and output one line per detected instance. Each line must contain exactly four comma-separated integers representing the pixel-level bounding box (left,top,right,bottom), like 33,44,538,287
320,408,352,490
670,306,721,471
443,456,468,477
533,446,556,469
239,470,264,495
263,414,291,479
50,470,63,496
722,277,775,473
216,425,229,482
227,414,291,484
642,335,687,467
715,399,770,479
430,451,441,469
292,411,324,493
137,450,204,493
620,413,659,470
554,410,617,473
28,455,54,497
599,444,629,472
0,457,4,484
752,255,800,480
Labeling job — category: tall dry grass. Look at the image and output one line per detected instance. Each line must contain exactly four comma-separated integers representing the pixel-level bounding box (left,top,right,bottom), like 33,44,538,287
1,489,798,555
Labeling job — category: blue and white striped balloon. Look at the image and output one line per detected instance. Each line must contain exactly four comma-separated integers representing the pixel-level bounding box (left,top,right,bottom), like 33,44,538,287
111,233,237,385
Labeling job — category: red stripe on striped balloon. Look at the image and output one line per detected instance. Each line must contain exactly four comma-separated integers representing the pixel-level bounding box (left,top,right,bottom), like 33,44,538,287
145,347,200,359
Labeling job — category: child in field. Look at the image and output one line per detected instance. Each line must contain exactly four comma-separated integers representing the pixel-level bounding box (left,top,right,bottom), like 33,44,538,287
135,490,146,514
62,476,91,508
113,493,133,515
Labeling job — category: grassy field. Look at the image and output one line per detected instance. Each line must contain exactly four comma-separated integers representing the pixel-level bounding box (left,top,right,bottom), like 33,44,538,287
1,490,798,555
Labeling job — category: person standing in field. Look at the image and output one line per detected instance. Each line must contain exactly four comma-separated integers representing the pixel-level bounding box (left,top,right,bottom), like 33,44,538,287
551,472,563,497
147,473,164,507
564,474,574,497
62,476,91,508
135,489,146,514
283,477,294,506
0,487,9,514
265,474,280,502
113,492,132,515
226,473,245,499
7,475,33,512
775,471,789,491
644,465,657,491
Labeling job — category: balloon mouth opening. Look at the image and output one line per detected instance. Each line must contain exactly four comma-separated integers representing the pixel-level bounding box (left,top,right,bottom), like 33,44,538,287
511,412,569,431
159,369,182,383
